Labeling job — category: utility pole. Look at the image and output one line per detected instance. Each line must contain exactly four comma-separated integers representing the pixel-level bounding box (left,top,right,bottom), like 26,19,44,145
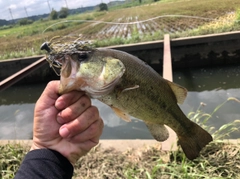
24,7,29,18
8,8,15,24
46,0,51,13
64,0,68,8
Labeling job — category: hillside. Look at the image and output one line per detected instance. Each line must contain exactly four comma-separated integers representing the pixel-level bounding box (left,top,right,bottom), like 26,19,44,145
0,0,240,60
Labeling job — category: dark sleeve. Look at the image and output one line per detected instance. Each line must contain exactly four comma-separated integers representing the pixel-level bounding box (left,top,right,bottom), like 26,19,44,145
14,149,73,179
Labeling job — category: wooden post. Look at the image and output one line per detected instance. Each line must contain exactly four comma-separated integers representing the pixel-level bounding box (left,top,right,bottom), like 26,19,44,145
163,34,173,81
162,34,177,151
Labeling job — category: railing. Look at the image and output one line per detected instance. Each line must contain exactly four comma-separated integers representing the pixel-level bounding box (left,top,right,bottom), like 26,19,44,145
0,57,47,92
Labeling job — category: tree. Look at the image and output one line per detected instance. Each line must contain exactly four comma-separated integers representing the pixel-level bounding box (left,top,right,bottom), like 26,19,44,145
18,18,33,26
49,9,58,20
99,3,108,11
139,0,142,3
59,7,69,19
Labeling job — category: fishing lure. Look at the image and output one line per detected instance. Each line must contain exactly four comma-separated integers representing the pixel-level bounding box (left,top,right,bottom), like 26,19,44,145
41,36,93,76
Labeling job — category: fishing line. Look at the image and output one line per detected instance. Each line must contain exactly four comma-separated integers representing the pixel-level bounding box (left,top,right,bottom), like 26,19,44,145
41,13,238,45
42,14,216,34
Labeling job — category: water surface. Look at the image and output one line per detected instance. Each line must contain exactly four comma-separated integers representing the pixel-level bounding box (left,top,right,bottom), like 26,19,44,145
0,65,240,139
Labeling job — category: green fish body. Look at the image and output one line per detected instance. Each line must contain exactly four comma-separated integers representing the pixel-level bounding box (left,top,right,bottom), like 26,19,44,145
42,41,213,160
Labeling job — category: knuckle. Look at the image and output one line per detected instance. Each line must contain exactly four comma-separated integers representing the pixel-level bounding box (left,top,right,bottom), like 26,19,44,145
87,122,99,136
82,106,99,121
47,81,55,87
88,106,99,117
79,95,91,108
61,108,73,120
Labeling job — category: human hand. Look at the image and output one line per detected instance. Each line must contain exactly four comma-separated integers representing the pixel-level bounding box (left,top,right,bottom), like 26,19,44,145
31,81,103,164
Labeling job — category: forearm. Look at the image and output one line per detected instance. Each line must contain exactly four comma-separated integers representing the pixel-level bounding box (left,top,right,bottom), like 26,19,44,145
14,149,73,179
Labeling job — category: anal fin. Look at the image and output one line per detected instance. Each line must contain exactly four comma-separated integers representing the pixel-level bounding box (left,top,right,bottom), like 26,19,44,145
145,122,169,142
111,107,131,122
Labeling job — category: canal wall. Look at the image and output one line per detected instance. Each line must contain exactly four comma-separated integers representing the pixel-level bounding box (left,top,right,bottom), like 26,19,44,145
1,31,240,85
111,31,240,70
0,56,58,85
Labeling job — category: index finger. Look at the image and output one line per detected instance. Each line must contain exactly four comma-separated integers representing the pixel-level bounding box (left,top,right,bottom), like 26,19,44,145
36,81,60,108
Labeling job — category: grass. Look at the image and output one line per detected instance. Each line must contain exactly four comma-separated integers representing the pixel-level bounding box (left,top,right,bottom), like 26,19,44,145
0,143,28,179
1,141,240,179
1,0,240,60
0,98,240,179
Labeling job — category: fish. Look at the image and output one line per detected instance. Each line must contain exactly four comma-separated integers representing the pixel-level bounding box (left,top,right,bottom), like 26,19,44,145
41,39,213,160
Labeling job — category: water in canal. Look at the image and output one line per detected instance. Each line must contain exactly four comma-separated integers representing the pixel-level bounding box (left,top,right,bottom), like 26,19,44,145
0,65,240,139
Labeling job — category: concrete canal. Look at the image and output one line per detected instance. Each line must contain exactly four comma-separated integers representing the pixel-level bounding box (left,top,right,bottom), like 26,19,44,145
0,32,240,140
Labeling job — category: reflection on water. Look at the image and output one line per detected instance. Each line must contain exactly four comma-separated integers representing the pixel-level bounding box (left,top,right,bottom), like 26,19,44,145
0,83,153,140
173,65,240,91
0,104,34,139
180,89,240,136
0,65,240,139
92,99,153,139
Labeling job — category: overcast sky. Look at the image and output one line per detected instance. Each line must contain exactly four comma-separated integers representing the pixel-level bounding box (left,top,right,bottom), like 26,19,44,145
0,0,114,20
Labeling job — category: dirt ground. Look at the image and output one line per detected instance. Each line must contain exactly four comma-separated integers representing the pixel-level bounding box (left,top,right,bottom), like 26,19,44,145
73,141,240,179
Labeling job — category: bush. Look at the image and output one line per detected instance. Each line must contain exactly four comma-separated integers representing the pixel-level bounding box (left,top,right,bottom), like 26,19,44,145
49,9,58,20
0,25,13,30
59,7,69,18
18,18,33,26
99,3,108,11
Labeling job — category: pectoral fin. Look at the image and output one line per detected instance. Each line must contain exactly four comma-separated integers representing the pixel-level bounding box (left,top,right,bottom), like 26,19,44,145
145,122,169,141
117,85,139,99
121,85,139,93
111,107,131,122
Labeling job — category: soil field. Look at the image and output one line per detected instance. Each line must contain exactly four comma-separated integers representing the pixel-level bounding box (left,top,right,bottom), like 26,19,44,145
0,0,240,59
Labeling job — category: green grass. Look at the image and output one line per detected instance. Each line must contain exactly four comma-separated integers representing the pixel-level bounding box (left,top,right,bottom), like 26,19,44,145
1,0,240,60
0,143,28,179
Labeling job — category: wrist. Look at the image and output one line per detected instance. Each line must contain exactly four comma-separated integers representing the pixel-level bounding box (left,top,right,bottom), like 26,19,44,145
30,141,47,151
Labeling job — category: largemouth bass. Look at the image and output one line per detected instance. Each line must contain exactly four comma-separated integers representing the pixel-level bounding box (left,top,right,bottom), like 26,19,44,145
41,39,213,160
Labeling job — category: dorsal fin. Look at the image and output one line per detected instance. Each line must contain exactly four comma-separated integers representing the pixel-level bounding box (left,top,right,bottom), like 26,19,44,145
166,80,187,104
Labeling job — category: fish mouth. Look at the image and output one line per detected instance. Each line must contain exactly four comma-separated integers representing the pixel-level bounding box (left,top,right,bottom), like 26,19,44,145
57,53,126,98
58,55,85,94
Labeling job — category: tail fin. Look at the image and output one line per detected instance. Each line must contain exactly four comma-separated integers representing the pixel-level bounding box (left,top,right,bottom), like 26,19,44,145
178,121,213,160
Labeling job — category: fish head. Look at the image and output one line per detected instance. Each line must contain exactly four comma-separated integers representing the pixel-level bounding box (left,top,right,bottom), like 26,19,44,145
41,39,126,97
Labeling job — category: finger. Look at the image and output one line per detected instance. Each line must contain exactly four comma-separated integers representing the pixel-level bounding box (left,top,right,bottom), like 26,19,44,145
59,106,100,138
56,94,91,124
35,81,60,111
55,90,86,110
69,117,104,143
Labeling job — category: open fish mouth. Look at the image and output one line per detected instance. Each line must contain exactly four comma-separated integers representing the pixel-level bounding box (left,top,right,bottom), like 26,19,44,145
40,37,93,76
41,38,126,96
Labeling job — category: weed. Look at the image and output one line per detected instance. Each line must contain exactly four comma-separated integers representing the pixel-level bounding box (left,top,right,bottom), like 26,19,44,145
236,9,240,24
1,0,240,60
0,143,28,178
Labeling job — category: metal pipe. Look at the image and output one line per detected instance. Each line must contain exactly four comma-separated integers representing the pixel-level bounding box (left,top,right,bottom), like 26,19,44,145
0,57,47,92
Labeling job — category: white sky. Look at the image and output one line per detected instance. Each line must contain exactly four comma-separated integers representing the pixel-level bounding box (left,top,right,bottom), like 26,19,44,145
0,0,115,20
